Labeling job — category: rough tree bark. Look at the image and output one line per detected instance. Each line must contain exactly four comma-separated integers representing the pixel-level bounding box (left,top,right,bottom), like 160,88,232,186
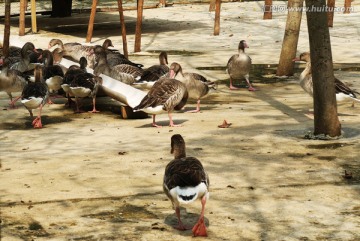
327,0,335,27
3,0,11,58
305,0,341,137
276,0,304,76
263,0,272,19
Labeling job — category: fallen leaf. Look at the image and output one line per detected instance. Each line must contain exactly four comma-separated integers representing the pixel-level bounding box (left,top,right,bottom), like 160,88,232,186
218,120,232,128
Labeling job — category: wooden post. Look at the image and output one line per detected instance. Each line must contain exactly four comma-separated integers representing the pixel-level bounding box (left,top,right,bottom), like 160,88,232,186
30,0,37,33
158,0,166,7
344,0,351,13
19,0,26,36
327,0,335,27
263,0,272,19
3,0,11,58
214,0,221,35
86,0,98,43
134,0,144,52
117,0,128,59
209,0,215,11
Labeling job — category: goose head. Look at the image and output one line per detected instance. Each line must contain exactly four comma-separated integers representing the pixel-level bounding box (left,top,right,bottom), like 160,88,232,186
169,62,183,78
293,52,311,62
48,39,64,49
238,40,249,52
170,134,186,158
79,57,88,70
21,42,37,58
41,50,54,66
102,39,114,49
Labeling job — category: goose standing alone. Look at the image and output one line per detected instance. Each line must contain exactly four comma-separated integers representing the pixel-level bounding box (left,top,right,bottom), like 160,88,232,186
170,62,216,113
226,40,255,91
163,134,210,237
0,58,29,108
133,77,188,127
21,65,49,128
293,52,360,106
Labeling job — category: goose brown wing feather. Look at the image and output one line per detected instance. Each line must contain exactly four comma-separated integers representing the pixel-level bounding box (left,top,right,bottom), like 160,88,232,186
164,157,208,190
335,77,357,97
70,73,96,90
22,82,48,99
134,78,187,111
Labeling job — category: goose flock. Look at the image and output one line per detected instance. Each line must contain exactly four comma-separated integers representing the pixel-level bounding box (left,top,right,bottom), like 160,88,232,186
0,39,223,129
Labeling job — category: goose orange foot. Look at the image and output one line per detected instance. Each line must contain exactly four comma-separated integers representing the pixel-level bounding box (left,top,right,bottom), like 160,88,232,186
192,217,207,237
32,117,43,128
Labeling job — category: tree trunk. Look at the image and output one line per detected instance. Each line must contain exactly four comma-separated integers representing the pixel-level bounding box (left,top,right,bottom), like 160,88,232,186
263,0,272,20
327,0,335,27
3,0,11,58
213,0,221,35
209,0,215,12
276,0,304,77
305,0,341,137
344,0,351,13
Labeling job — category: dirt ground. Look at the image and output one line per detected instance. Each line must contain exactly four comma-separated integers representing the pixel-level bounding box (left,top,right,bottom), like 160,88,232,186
1,2,360,241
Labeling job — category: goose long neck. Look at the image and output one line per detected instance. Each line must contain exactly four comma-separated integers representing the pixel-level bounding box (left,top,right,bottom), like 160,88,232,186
300,62,312,82
97,53,108,65
173,145,186,159
159,54,168,65
34,68,43,83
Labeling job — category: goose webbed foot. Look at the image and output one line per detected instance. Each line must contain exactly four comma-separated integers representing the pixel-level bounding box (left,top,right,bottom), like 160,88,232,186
248,86,257,91
192,217,207,237
32,117,43,128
